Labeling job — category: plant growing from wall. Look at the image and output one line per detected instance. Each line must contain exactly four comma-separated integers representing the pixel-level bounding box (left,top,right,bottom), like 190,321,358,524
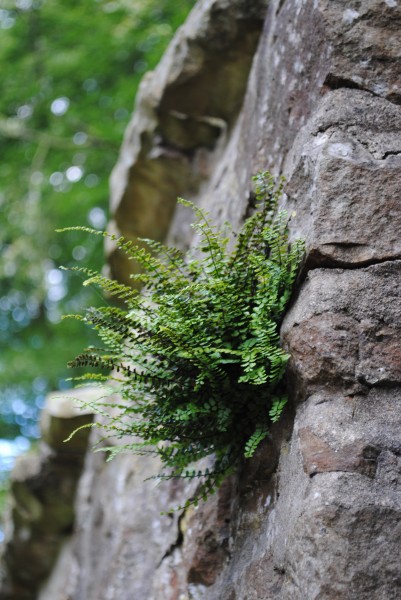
60,172,304,508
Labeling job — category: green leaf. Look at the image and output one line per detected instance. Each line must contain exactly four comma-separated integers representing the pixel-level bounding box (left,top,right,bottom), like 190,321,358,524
269,397,288,423
62,171,303,509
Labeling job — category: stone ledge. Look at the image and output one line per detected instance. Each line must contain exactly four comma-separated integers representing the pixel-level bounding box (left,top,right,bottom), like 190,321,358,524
0,390,95,600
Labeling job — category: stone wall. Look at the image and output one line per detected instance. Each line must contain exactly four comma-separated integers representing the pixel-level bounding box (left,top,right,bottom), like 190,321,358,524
2,0,401,598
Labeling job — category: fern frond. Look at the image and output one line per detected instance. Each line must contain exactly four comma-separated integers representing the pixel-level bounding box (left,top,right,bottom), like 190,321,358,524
61,171,303,510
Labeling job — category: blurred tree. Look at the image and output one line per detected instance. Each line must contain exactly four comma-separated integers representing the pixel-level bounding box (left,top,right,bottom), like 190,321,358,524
0,0,194,440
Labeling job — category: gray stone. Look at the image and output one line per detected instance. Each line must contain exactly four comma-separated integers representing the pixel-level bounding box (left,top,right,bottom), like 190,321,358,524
276,387,401,600
283,261,401,396
274,262,401,599
284,89,401,267
65,433,202,600
319,0,401,103
0,391,94,600
108,0,267,286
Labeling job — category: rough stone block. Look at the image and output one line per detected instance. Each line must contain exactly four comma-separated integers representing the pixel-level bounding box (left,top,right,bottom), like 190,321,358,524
284,89,401,267
283,261,401,395
0,390,95,600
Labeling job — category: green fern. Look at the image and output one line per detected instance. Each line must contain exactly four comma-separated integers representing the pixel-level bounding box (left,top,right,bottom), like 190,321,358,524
60,171,304,508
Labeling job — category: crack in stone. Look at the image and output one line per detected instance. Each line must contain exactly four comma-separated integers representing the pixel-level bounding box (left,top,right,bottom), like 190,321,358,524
324,73,363,93
351,133,401,161
317,129,401,162
381,149,401,159
157,510,185,567
312,120,401,163
304,253,401,275
356,374,401,390
323,73,401,107
276,0,287,15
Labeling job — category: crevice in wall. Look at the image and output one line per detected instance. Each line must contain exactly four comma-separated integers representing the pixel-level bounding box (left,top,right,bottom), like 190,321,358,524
323,73,363,93
276,0,287,16
157,510,186,567
303,251,401,276
356,374,401,391
323,73,401,107
382,149,401,159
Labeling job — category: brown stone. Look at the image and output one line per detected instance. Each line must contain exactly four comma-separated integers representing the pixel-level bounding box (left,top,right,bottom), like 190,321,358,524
283,261,401,399
284,313,360,396
284,89,401,268
320,0,401,103
183,477,234,587
299,427,379,478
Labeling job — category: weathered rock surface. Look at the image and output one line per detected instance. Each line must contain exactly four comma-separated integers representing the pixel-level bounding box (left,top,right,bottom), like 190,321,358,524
0,390,94,600
284,89,401,267
108,0,267,285
45,445,197,600
284,262,401,393
3,0,401,598
277,262,401,599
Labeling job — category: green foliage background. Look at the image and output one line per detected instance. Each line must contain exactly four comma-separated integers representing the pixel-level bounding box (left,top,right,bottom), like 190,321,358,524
0,0,194,442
